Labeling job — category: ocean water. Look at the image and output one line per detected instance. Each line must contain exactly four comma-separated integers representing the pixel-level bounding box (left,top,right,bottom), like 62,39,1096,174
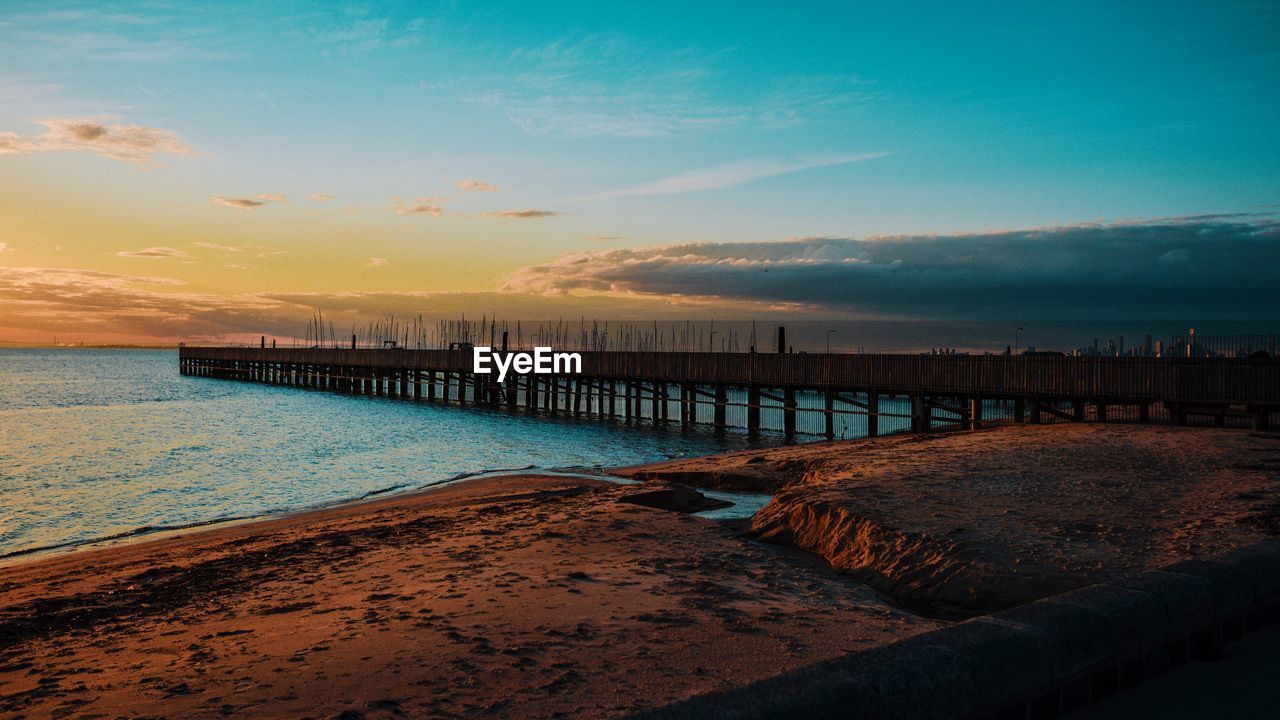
0,349,749,559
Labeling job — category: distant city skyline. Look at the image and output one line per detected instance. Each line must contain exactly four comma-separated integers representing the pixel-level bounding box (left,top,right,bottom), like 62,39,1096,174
1,1,1278,343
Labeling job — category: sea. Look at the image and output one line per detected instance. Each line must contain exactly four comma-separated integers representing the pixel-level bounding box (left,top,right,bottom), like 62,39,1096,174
0,349,751,560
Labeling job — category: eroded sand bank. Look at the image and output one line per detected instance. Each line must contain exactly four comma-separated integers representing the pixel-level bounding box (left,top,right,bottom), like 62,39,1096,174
620,425,1280,618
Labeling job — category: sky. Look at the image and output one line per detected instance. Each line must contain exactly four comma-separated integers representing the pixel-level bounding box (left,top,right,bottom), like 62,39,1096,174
0,0,1277,344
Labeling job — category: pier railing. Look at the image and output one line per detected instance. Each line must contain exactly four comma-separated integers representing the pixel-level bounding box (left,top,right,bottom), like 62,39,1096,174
179,347,1280,436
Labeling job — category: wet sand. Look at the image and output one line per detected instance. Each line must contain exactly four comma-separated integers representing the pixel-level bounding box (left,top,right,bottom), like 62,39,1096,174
0,475,934,719
4,425,1279,718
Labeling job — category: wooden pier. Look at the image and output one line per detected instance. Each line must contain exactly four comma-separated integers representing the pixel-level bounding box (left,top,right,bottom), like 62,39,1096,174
179,347,1280,437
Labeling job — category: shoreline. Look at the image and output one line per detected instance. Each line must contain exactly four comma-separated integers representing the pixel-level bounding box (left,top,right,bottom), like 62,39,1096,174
3,424,1278,718
0,463,655,567
0,472,932,719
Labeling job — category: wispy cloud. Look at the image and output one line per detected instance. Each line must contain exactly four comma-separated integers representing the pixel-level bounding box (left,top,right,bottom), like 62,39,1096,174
586,235,625,243
0,267,723,342
396,202,443,217
308,192,334,203
502,214,1280,320
0,116,194,166
458,36,877,139
257,193,286,203
366,256,388,267
0,266,284,342
211,196,265,209
192,241,285,258
307,15,429,57
480,209,559,220
581,153,891,200
0,243,7,253
193,242,244,253
117,246,187,259
456,179,500,192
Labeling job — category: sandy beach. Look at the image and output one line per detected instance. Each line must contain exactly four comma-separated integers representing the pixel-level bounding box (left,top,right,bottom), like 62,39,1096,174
0,474,934,719
3,425,1279,718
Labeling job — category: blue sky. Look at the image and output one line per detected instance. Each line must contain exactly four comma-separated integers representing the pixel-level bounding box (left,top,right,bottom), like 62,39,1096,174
0,1,1277,341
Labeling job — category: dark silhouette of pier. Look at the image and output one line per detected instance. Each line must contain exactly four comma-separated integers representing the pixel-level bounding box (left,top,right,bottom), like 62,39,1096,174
178,346,1280,438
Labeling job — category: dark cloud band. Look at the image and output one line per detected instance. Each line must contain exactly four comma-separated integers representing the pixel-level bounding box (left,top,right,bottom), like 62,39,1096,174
502,215,1280,320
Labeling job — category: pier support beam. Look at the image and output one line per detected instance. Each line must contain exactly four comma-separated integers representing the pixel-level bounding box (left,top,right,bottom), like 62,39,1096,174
747,386,761,436
783,387,797,438
632,382,643,421
911,394,930,433
713,383,728,433
867,392,879,437
824,388,835,439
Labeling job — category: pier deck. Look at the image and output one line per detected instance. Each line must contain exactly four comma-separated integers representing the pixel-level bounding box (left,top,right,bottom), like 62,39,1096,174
178,347,1280,438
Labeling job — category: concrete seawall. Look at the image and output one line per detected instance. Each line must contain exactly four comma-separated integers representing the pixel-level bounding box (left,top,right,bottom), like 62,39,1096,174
629,539,1280,720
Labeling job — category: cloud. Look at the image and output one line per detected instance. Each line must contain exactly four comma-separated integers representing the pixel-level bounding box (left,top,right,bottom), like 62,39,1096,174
480,209,559,220
366,257,388,267
211,196,265,209
586,235,625,243
7,214,1275,344
0,267,742,343
501,214,1280,320
456,179,500,192
0,243,7,253
211,193,285,209
459,39,876,139
0,266,287,342
0,116,193,166
582,153,891,200
117,246,187,259
308,15,428,57
193,242,244,253
396,202,443,217
192,242,284,258
308,193,334,202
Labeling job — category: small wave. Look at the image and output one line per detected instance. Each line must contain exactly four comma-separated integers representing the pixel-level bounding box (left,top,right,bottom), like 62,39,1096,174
0,514,255,562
